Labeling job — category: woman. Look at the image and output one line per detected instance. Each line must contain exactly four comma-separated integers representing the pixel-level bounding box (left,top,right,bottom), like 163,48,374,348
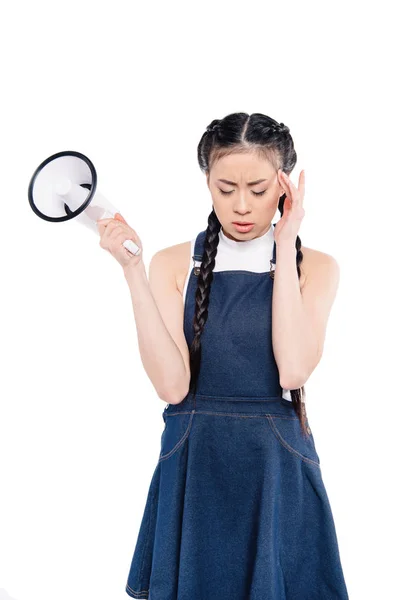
97,112,349,599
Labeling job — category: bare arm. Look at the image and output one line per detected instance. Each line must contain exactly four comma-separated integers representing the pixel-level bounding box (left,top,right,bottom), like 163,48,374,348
272,243,340,390
123,248,191,405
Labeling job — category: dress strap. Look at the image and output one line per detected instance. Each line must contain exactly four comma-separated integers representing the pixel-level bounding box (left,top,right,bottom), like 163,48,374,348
193,229,206,261
191,230,206,275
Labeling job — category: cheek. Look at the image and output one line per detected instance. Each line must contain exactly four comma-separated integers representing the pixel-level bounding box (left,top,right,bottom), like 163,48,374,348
257,195,277,211
211,197,230,216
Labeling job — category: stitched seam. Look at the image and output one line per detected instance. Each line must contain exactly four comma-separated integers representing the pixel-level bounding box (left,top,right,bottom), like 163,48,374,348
165,410,296,419
266,415,320,468
158,410,195,462
125,583,149,597
190,393,286,400
203,270,272,275
194,394,284,402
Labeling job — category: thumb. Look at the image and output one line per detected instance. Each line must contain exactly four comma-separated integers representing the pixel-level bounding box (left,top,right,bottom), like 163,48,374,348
114,212,127,223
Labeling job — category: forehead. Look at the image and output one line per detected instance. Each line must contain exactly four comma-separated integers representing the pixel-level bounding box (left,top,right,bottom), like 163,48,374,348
211,152,276,179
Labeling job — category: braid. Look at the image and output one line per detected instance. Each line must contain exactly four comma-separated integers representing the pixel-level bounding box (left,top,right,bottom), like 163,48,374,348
188,208,221,407
277,191,309,437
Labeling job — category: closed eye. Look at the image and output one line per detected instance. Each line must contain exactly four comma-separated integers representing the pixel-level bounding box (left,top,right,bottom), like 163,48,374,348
219,189,267,197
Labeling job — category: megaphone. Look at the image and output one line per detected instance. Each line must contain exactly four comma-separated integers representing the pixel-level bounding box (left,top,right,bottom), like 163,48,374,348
28,150,141,256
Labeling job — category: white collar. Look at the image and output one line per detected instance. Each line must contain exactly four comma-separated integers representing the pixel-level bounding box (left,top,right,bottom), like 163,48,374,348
219,224,274,252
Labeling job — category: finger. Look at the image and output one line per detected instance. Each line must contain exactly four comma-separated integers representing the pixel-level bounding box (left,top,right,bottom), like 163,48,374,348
298,170,305,207
117,228,141,247
280,170,295,190
278,170,292,200
112,231,142,255
100,219,124,233
108,223,128,241
98,219,122,242
96,218,114,235
280,171,301,208
97,222,107,237
114,213,128,224
282,195,292,219
102,222,126,245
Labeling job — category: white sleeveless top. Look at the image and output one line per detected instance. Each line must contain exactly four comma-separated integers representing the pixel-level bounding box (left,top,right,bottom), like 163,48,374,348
182,225,292,401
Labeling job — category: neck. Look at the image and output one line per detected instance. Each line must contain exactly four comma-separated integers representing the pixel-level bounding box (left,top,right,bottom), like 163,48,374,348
219,224,273,251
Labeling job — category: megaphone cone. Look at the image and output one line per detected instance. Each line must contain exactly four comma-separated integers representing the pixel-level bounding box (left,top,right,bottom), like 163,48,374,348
28,150,141,256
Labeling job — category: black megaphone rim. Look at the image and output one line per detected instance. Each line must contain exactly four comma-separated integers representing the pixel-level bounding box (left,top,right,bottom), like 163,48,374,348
28,150,97,222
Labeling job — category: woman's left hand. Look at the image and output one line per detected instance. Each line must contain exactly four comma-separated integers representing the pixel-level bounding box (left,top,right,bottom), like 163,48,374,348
274,169,305,245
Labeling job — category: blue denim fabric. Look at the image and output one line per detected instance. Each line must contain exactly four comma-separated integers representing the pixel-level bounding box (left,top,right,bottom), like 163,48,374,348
125,228,349,599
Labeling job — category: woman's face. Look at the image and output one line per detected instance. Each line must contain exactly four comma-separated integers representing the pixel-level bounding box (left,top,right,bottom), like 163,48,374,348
206,152,285,241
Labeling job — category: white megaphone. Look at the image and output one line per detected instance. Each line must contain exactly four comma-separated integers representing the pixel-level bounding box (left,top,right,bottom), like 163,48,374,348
28,150,141,256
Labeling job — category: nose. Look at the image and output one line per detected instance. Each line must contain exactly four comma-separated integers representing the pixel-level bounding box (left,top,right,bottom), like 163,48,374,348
233,191,252,214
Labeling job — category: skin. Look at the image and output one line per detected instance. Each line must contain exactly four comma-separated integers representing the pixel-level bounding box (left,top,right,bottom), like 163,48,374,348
96,151,340,402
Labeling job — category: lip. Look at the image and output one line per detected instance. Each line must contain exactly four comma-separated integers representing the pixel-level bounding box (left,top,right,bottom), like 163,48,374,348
232,222,255,233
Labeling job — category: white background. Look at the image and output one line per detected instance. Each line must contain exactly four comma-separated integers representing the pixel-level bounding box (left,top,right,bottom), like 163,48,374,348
1,1,399,599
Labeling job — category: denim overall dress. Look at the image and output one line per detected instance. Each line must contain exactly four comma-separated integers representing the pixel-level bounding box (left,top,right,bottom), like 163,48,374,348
125,226,349,600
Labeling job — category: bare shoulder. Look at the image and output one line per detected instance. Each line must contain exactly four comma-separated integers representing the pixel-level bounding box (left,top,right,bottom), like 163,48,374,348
300,245,340,297
150,240,191,295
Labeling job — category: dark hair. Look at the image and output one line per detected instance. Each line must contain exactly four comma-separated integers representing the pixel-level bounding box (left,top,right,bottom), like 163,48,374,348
188,111,310,435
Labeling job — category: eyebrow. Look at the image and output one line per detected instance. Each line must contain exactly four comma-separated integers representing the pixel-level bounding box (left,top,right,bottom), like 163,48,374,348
217,178,268,186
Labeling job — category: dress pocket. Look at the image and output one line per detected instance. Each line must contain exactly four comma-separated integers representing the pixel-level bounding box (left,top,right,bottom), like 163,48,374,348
158,410,195,463
266,415,320,468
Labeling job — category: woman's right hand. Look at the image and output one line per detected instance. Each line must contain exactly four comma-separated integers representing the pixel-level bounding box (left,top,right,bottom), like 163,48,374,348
97,213,144,270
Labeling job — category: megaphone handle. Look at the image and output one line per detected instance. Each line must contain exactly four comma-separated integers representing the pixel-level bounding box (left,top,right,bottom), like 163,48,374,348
99,209,141,256
123,239,141,256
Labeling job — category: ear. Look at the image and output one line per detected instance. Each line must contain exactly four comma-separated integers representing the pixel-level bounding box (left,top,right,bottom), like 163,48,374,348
277,170,285,196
